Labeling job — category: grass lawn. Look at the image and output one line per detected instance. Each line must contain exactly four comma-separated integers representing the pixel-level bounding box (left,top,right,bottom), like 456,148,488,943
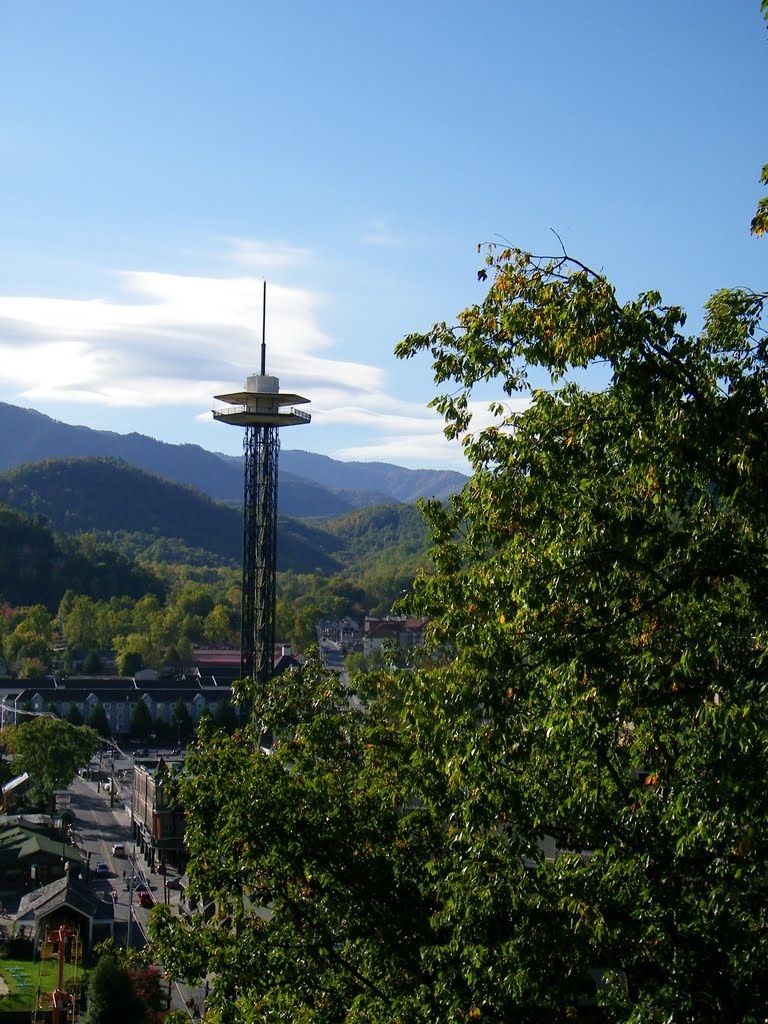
0,956,89,1014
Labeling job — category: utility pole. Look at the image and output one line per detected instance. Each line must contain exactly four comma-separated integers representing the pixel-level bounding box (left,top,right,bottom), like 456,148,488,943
126,844,137,950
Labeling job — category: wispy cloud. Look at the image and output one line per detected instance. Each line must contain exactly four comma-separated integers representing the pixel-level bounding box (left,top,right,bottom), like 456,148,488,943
0,252,372,410
228,239,312,270
360,219,400,248
0,239,491,472
322,398,528,471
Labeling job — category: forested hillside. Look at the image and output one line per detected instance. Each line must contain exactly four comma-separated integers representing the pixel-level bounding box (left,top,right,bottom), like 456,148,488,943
0,401,242,496
0,451,439,668
0,457,243,563
0,450,435,674
0,503,165,610
0,401,467,509
0,455,434,606
278,449,467,503
321,502,430,576
0,496,433,672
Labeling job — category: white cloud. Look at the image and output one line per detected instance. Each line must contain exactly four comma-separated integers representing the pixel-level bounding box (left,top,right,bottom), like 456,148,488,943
0,257,374,411
0,239,523,471
228,239,312,270
320,398,529,472
360,219,400,248
333,434,465,471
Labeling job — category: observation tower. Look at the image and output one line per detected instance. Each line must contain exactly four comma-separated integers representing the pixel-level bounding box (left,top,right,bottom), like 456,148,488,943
213,284,310,684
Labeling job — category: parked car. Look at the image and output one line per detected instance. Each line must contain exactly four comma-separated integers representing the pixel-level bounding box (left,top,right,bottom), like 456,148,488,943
164,876,182,890
137,891,155,908
94,863,110,878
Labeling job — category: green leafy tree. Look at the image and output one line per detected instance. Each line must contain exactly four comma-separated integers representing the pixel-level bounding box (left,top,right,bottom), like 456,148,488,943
89,703,111,739
82,951,148,1024
276,596,325,653
66,703,85,726
4,604,53,671
203,603,234,643
164,637,193,668
5,718,98,809
118,648,144,676
82,649,104,674
396,243,768,1019
212,698,237,734
60,594,102,651
17,657,47,679
132,594,164,642
344,648,385,676
171,699,193,743
153,237,768,1022
173,582,215,620
114,629,161,671
130,699,153,740
150,666,434,1023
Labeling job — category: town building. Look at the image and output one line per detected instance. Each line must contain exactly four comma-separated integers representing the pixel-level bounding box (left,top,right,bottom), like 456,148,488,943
132,758,185,874
15,874,114,952
0,643,303,739
0,816,81,893
362,616,428,655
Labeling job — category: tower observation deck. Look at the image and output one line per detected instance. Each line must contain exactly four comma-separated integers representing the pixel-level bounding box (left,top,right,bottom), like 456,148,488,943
213,300,310,685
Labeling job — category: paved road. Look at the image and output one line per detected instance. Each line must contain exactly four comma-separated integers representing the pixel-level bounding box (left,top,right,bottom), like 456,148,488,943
70,777,205,1018
70,777,152,939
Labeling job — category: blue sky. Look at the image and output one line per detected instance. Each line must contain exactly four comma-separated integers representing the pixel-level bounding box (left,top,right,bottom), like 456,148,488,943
0,2,764,472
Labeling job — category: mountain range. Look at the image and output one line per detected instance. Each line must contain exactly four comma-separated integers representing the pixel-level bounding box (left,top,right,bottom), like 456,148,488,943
0,455,368,572
0,402,467,516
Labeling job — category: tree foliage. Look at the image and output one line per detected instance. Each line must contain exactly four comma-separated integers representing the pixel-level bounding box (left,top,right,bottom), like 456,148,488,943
66,703,85,726
390,243,768,1019
130,699,153,740
0,502,165,612
4,717,99,809
750,3,768,235
89,702,111,739
150,665,437,1023
3,603,53,674
172,698,193,742
151,231,768,1022
81,950,153,1024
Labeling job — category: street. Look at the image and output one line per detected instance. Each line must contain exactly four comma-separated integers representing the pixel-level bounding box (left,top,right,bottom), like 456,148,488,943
69,771,205,1017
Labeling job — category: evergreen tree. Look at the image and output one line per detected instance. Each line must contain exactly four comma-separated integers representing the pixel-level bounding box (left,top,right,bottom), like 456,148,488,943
171,699,193,744
89,703,110,739
130,699,153,741
66,704,85,726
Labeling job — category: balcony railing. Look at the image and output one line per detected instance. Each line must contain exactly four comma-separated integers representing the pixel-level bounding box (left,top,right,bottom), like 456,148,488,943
212,405,310,423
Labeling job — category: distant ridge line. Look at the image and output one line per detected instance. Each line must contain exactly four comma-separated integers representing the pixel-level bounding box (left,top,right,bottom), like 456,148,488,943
0,402,468,512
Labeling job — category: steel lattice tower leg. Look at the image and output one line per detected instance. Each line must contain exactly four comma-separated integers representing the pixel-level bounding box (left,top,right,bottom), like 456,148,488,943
241,423,280,685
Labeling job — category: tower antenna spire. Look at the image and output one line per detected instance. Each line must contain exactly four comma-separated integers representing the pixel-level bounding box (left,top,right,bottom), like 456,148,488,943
260,279,267,376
